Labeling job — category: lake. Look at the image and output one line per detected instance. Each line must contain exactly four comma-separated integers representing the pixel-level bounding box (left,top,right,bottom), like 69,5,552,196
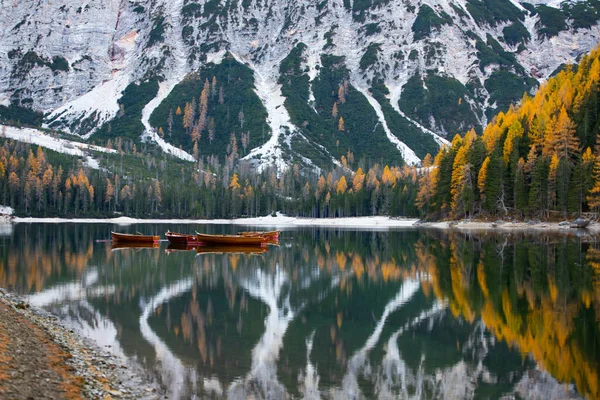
0,223,598,399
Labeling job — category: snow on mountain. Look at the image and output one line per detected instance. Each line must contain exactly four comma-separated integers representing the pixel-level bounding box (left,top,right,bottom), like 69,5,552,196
1,0,599,171
0,124,116,169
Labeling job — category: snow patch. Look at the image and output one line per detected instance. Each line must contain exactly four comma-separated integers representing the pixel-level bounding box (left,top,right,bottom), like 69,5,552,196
140,81,195,162
0,205,13,216
206,50,227,65
231,53,295,173
1,125,116,169
354,86,421,165
387,84,451,148
12,213,418,229
139,0,195,162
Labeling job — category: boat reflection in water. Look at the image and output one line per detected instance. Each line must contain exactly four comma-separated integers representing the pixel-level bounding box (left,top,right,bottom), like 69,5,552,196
165,243,198,254
111,242,161,250
195,245,268,256
165,243,269,255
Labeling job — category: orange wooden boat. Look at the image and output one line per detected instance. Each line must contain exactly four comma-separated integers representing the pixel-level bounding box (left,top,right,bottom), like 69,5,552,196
195,232,266,246
165,231,199,245
238,230,280,239
112,231,160,243
195,245,268,255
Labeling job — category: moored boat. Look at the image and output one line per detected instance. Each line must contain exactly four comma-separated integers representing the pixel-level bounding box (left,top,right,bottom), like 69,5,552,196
195,232,266,246
112,231,160,243
165,231,199,245
238,230,280,240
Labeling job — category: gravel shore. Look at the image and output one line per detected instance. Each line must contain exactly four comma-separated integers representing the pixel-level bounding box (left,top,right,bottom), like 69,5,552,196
416,219,600,233
0,288,161,399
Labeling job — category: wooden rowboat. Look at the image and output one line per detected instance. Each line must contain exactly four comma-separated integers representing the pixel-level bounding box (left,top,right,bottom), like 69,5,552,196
195,232,266,246
165,231,199,245
112,231,160,243
238,230,280,239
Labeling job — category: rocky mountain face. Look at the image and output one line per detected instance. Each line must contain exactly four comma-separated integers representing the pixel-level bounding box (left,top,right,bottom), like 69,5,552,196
1,0,599,171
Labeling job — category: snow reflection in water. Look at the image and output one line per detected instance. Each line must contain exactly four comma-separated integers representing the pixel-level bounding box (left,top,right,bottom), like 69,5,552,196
139,278,194,400
228,266,294,399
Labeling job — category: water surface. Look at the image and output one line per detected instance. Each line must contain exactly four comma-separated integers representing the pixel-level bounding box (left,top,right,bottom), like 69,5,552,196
0,224,598,399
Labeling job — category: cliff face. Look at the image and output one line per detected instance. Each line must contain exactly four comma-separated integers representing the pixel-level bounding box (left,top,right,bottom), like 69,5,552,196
1,0,599,169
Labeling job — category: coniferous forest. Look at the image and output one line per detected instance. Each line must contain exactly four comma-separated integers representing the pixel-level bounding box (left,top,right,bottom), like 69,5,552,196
0,136,420,219
417,45,600,220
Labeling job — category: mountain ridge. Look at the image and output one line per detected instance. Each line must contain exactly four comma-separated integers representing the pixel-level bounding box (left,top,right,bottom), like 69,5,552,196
1,0,599,171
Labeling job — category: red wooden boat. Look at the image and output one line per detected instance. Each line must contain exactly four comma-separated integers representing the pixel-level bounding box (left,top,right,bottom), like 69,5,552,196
165,231,199,245
112,231,159,243
238,230,280,240
195,232,266,246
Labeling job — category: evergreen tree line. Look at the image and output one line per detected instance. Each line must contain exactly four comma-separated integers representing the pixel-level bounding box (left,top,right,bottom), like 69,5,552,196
417,46,600,220
0,138,420,218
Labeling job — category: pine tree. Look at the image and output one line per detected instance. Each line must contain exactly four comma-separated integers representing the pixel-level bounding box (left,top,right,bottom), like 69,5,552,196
183,102,193,133
193,142,199,161
168,108,174,137
552,106,580,165
529,156,549,215
338,117,345,131
514,157,528,214
416,154,433,213
105,178,115,210
556,158,571,214
332,102,339,118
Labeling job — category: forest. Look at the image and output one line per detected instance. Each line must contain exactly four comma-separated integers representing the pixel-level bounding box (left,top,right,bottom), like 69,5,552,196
417,45,600,220
0,134,420,219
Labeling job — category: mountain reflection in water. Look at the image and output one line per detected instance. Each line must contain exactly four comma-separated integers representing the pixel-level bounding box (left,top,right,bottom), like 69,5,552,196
0,224,598,399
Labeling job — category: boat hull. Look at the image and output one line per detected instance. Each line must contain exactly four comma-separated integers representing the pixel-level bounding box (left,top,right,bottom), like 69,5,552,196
165,232,199,245
195,233,266,246
112,231,159,243
238,230,280,240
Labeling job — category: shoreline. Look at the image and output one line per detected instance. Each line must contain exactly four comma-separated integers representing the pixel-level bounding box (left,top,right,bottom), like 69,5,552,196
3,213,600,233
416,219,600,232
9,214,419,229
0,289,160,399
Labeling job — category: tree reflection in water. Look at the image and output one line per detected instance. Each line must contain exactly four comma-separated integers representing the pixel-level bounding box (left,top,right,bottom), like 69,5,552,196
1,224,598,398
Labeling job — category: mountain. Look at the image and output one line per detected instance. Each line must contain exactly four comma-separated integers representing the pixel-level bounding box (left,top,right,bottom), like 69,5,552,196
1,0,600,172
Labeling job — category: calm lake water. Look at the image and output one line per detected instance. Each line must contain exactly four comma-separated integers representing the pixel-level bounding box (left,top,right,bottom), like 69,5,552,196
0,223,599,399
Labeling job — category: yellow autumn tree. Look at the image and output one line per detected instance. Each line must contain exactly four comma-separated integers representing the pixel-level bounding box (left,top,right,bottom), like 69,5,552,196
416,154,434,212
352,168,366,192
336,176,348,194
338,116,345,131
381,165,396,187
552,106,580,164
229,173,241,190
